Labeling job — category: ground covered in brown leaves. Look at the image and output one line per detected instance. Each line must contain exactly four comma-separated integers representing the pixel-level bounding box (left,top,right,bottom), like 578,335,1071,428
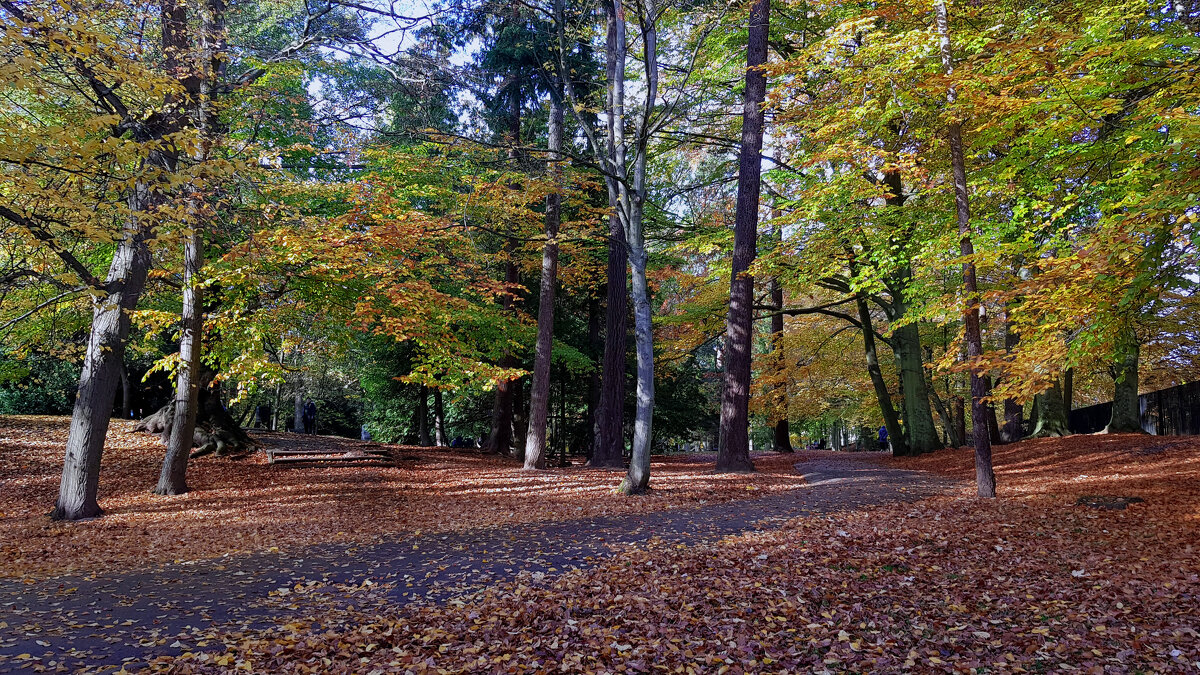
157,434,1199,674
0,415,806,580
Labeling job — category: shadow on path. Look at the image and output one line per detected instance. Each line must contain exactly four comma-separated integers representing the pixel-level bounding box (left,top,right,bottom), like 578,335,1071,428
0,453,959,672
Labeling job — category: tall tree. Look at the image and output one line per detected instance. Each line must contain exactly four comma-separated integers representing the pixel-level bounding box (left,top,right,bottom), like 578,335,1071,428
157,0,226,496
588,0,628,470
523,92,565,470
768,275,792,452
716,0,769,473
935,0,995,498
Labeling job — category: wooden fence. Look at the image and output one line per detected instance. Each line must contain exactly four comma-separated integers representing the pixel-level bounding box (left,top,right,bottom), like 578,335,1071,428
1068,381,1200,436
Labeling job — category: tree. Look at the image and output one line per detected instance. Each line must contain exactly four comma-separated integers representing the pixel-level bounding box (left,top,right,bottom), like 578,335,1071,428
935,0,995,498
0,0,201,520
523,94,565,470
715,0,769,474
156,0,225,496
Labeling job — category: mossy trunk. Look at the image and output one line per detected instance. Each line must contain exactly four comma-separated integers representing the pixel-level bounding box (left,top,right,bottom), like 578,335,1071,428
1032,379,1071,437
1105,333,1143,433
893,323,942,455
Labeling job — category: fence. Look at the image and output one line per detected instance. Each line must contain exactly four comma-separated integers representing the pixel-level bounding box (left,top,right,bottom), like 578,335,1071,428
1068,381,1200,436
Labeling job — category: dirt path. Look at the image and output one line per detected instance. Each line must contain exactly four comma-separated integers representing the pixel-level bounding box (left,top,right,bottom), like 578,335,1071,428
0,453,959,673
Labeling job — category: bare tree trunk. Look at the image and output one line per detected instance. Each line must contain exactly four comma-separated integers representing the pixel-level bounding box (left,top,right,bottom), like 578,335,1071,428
952,396,967,448
984,376,1002,445
523,92,564,470
928,385,962,448
53,190,154,520
857,296,907,455
485,255,519,455
118,361,132,420
769,276,792,452
717,0,769,474
585,291,601,461
620,244,654,493
618,0,658,494
1063,366,1074,416
155,227,203,495
1033,379,1070,437
418,385,432,447
155,0,225,496
512,377,528,461
937,0,994,497
1000,310,1023,442
1106,329,1142,433
892,321,943,454
433,387,446,446
293,386,303,433
590,0,628,470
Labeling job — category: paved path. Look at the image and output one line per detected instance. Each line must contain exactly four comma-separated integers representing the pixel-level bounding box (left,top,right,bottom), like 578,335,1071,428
0,454,959,673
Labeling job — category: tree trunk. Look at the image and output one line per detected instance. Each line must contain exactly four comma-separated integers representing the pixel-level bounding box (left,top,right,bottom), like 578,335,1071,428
585,291,601,461
619,245,654,494
512,377,528,462
716,0,769,474
1001,312,1023,442
155,0,225,496
892,322,943,454
617,4,660,495
928,385,962,449
118,361,132,420
984,376,1002,445
937,0,994,497
952,396,967,448
1032,378,1070,437
53,190,155,521
590,0,628,470
1105,330,1142,433
485,255,520,455
769,277,793,452
1063,366,1074,417
293,386,303,433
155,227,204,496
523,92,564,471
433,387,446,447
857,296,908,455
418,385,431,447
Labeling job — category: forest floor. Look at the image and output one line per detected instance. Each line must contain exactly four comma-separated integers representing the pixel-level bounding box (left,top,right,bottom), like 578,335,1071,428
0,415,811,581
1,418,1197,673
0,415,954,672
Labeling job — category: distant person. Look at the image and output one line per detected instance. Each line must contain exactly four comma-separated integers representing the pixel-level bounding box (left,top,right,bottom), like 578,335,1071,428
302,399,317,434
361,424,371,441
878,425,889,452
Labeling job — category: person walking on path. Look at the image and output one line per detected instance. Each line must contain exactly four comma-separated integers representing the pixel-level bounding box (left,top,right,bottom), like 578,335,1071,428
303,399,317,435
878,425,889,452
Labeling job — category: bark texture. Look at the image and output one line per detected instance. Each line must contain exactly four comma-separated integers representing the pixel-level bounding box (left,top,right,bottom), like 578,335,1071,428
716,0,769,474
485,255,520,455
857,296,907,455
155,228,203,495
937,0,995,497
433,387,446,447
1032,379,1071,437
1000,312,1023,442
522,94,563,470
1105,331,1142,433
892,321,942,454
53,206,154,520
590,0,629,471
769,277,793,452
135,378,253,458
